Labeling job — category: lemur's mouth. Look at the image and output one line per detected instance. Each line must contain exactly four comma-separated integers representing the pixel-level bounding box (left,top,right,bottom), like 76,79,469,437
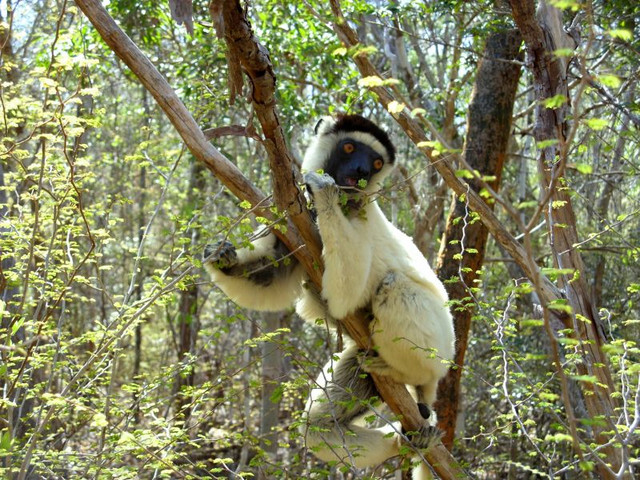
344,177,359,187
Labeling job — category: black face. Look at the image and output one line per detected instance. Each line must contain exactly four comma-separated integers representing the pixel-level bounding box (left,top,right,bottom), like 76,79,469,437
324,139,385,189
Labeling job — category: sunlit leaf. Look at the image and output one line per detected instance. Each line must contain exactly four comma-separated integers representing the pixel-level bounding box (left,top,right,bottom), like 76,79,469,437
607,29,633,41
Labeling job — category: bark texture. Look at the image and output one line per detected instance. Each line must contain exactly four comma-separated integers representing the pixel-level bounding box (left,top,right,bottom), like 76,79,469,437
434,29,523,449
214,2,467,477
509,1,620,476
74,0,319,285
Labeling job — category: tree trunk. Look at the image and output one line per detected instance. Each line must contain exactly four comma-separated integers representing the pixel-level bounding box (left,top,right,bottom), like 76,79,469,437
258,312,283,479
592,88,633,308
508,1,620,476
175,280,198,421
132,88,149,423
433,29,523,449
174,161,205,424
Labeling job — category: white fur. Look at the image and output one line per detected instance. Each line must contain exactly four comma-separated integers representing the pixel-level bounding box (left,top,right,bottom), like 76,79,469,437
205,264,304,311
302,118,395,194
204,117,454,476
302,344,403,467
204,229,305,311
303,179,454,454
300,121,454,473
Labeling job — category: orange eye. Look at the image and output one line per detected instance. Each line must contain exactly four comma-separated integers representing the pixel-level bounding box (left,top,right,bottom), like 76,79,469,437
343,142,355,154
373,158,384,170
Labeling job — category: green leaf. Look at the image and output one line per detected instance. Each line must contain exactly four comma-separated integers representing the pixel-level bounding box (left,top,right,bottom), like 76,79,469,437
536,139,559,149
550,0,581,11
387,100,405,115
628,283,640,293
607,29,633,41
578,461,595,472
584,118,608,130
541,267,575,280
270,384,284,403
553,48,574,58
11,317,24,336
547,299,573,314
357,76,384,88
597,74,621,89
542,94,567,109
91,412,109,428
544,433,574,443
571,375,598,384
352,45,377,57
0,431,11,452
456,169,474,179
572,163,593,174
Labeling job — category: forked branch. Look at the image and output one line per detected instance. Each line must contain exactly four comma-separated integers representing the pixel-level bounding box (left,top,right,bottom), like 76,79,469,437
76,0,467,477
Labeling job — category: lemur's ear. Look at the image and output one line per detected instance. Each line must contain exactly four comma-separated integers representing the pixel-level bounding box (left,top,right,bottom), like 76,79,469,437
313,116,337,136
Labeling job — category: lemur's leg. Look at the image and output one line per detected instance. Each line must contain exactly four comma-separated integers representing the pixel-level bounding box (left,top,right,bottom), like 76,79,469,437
203,227,304,311
304,172,373,319
295,282,338,329
369,271,452,389
302,343,403,468
367,271,451,451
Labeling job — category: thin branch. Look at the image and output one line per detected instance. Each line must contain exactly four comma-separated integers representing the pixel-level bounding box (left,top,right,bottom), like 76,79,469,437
75,0,261,206
74,0,318,285
327,0,563,311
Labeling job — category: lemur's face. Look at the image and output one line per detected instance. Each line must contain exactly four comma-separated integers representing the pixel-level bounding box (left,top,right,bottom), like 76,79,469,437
324,138,386,190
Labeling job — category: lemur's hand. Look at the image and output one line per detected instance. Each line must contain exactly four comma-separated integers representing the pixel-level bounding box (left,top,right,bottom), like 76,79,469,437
304,172,337,196
203,241,238,269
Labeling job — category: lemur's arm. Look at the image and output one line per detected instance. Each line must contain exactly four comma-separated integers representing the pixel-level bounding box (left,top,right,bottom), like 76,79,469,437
304,172,373,319
203,227,304,311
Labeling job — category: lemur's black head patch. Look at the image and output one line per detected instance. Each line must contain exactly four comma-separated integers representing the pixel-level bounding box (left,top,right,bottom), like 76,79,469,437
329,114,396,165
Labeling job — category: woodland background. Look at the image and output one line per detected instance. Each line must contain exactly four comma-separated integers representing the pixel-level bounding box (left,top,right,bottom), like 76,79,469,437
0,0,638,479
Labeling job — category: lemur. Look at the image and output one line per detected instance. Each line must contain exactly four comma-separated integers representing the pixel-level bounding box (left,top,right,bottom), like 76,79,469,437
203,114,455,479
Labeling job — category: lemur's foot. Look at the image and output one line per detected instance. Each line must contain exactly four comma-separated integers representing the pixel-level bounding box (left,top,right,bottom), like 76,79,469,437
402,403,442,452
358,351,397,377
203,241,238,269
403,423,442,453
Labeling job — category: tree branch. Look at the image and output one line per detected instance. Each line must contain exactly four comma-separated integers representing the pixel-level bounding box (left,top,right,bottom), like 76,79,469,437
216,1,467,478
74,0,312,272
215,0,322,283
76,0,466,476
327,0,567,320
